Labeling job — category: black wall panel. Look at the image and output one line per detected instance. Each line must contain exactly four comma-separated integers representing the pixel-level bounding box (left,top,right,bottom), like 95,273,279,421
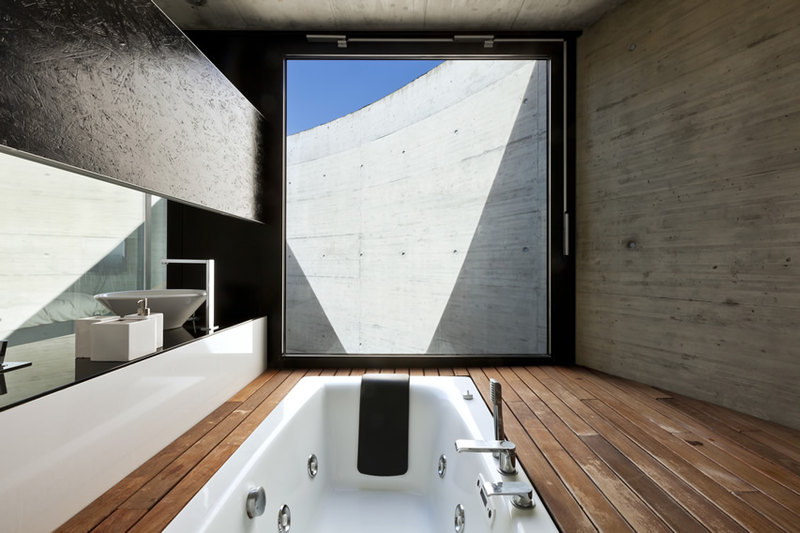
167,201,273,338
186,31,286,362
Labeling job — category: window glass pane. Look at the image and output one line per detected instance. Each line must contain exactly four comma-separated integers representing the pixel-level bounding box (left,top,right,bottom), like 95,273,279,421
286,59,548,355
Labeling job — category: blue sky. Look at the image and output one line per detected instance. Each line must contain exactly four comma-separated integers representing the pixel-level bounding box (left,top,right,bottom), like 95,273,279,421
286,59,443,135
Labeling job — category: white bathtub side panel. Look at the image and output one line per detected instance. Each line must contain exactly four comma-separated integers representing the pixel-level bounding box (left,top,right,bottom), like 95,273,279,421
0,317,268,533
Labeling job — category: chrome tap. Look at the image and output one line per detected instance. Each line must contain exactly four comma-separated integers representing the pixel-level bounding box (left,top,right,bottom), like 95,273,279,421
162,259,217,334
455,439,517,475
480,478,535,509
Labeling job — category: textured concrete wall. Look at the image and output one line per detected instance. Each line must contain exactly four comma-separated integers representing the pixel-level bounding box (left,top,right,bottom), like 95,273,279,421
576,0,800,428
0,0,265,221
287,60,548,354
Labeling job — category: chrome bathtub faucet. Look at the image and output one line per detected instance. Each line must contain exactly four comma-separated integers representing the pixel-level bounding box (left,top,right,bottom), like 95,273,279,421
481,478,535,509
455,439,517,475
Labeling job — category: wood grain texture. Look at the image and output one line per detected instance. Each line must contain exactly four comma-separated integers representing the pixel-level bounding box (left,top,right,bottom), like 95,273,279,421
0,0,265,221
575,0,800,429
59,367,800,532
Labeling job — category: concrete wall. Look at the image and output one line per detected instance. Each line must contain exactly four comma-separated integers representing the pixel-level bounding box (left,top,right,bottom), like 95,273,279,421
0,152,151,340
576,0,800,428
287,60,548,354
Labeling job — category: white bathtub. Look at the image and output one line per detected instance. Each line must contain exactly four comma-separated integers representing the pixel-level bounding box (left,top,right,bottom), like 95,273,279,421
165,376,557,532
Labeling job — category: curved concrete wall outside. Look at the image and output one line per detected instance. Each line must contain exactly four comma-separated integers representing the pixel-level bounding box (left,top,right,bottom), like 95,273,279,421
287,60,548,355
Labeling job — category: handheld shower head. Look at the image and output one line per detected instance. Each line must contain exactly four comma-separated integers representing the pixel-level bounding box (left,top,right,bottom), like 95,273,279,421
490,379,504,441
490,378,502,406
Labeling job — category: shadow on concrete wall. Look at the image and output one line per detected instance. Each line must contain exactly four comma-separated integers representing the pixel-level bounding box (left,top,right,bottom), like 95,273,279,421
427,63,548,355
286,243,346,353
7,224,145,346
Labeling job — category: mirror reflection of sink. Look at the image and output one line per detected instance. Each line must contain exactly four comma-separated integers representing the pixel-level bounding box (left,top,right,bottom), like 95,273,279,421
94,289,207,330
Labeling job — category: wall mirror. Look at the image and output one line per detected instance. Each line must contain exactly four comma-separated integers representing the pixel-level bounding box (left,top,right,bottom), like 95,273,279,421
0,148,203,410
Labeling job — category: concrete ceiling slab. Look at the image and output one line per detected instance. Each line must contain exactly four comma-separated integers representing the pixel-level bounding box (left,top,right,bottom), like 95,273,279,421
152,0,625,31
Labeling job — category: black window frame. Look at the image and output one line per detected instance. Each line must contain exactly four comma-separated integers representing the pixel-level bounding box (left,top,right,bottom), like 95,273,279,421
272,32,576,369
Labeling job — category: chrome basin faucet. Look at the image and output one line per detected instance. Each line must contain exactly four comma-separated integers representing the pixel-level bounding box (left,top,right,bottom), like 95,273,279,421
162,259,217,334
455,439,517,475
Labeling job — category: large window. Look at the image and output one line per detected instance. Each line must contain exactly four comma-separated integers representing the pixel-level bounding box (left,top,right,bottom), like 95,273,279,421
282,38,573,362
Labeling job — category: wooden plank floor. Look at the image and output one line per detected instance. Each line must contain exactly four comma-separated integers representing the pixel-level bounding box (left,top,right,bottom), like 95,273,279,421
58,366,800,532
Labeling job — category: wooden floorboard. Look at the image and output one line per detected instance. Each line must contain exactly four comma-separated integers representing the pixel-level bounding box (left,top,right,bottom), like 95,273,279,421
581,368,800,512
522,367,753,532
664,395,800,476
495,367,672,532
59,366,800,533
480,367,636,532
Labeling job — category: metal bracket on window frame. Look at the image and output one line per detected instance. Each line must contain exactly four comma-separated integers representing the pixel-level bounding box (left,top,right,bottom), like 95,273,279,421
307,34,348,48
306,34,497,48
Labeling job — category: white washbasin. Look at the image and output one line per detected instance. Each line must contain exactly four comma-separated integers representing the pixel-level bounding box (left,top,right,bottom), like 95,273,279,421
94,289,207,330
